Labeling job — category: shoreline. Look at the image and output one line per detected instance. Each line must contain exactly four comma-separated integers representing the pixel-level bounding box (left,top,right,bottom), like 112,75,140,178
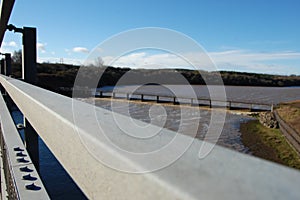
240,119,300,170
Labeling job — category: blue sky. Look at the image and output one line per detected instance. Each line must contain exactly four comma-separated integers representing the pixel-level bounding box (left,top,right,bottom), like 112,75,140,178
1,0,300,75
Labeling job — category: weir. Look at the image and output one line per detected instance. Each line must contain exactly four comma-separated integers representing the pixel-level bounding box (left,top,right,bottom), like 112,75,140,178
95,90,273,112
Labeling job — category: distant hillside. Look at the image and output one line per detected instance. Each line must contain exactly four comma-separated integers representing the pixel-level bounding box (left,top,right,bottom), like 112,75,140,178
11,63,300,96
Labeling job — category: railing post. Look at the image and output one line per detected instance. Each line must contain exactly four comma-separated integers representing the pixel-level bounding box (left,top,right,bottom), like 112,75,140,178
227,101,231,110
22,27,39,171
271,104,274,112
0,58,4,75
0,59,5,94
4,53,11,76
22,27,37,84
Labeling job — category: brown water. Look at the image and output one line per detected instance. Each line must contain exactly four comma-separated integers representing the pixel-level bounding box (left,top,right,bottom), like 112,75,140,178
101,85,300,104
87,86,300,154
83,98,252,154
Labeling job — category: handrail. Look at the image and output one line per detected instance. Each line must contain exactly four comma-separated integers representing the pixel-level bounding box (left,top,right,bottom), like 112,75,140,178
1,75,300,199
0,92,49,199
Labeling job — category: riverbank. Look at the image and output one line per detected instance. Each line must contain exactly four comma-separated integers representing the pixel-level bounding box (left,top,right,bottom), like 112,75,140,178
240,119,300,170
276,100,300,134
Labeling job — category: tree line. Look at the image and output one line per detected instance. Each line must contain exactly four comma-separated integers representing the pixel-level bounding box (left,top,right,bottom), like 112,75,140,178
10,50,300,96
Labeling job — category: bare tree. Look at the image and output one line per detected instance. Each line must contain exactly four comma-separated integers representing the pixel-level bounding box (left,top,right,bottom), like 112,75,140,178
12,49,22,64
94,56,104,68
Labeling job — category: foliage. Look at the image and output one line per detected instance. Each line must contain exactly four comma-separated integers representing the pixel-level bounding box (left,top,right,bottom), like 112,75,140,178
277,101,300,134
11,50,22,64
9,62,300,96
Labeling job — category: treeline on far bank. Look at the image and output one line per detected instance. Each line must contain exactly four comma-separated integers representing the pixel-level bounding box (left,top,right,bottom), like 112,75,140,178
10,62,300,96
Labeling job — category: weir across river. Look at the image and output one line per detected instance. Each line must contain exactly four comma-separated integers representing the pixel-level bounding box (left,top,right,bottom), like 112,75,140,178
95,90,273,112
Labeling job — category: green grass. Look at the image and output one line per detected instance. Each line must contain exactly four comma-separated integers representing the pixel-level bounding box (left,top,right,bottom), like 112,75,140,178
277,102,300,134
241,120,300,170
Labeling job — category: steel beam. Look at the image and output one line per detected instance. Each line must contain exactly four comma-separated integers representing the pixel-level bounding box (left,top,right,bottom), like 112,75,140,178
0,0,15,47
0,92,49,199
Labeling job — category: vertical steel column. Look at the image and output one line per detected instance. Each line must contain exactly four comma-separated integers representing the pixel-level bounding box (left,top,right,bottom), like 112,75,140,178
22,27,39,172
0,59,4,94
0,59,4,75
4,53,11,76
22,27,37,84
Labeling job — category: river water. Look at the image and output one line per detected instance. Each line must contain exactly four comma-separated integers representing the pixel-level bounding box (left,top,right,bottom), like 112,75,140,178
101,85,300,104
10,85,300,199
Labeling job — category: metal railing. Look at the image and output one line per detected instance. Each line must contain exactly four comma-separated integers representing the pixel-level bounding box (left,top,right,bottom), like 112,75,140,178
0,90,49,199
95,90,273,111
1,75,300,199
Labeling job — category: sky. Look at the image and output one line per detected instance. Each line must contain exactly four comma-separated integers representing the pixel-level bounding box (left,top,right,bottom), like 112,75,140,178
1,0,300,75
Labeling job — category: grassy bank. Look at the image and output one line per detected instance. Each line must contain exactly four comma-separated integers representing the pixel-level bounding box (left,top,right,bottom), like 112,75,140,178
276,100,300,134
240,119,300,170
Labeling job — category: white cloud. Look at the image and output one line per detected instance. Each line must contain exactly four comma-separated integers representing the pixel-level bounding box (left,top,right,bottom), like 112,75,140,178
36,48,300,75
72,47,89,54
37,42,46,53
38,56,84,65
8,41,17,47
103,52,194,69
209,50,300,74
3,41,17,47
101,49,300,75
210,50,300,63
